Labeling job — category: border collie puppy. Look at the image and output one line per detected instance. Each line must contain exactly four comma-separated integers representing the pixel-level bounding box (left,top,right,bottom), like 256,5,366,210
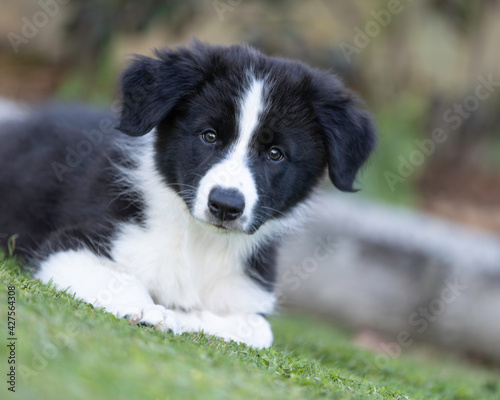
0,41,375,348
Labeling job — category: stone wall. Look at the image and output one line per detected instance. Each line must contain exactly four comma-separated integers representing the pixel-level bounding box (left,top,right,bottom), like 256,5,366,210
277,193,500,361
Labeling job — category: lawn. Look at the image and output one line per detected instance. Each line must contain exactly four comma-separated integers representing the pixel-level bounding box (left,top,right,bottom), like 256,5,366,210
1,254,499,400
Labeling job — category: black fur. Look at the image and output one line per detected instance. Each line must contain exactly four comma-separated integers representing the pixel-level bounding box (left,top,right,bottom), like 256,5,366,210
0,106,144,260
245,239,278,291
310,73,376,192
0,41,375,294
119,41,375,234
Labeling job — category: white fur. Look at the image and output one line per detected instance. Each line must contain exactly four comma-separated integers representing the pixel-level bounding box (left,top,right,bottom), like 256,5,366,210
35,248,272,348
111,133,276,315
193,77,264,230
34,75,319,348
36,129,278,348
35,249,160,317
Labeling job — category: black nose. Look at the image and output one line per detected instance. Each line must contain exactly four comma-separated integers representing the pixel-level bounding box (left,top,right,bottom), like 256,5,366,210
208,187,245,222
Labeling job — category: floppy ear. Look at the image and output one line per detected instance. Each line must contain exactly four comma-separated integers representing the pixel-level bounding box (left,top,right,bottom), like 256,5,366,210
117,45,210,136
312,73,376,192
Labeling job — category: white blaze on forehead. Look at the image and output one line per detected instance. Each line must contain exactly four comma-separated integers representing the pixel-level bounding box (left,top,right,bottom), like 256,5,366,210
193,77,265,230
234,78,265,159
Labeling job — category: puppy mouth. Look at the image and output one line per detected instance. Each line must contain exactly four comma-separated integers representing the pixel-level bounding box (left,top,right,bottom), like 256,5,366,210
195,213,250,234
213,223,231,231
211,220,244,233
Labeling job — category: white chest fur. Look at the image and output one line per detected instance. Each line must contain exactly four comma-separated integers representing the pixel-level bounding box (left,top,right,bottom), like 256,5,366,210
111,137,276,315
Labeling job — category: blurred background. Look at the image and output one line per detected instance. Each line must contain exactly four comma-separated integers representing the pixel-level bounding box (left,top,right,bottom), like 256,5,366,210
1,0,500,365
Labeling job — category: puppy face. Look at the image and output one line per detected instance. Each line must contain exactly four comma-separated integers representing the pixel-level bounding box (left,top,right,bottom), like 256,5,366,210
118,42,376,234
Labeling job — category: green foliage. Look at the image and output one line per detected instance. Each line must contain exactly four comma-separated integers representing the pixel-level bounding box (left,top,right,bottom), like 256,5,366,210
486,133,500,170
57,47,118,106
357,94,426,206
1,255,499,400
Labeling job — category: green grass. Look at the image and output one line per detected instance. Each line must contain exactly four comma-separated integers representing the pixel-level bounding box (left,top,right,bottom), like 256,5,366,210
1,255,499,400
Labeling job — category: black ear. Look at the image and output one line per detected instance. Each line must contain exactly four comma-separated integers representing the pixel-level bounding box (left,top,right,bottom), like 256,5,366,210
312,73,376,192
117,44,210,136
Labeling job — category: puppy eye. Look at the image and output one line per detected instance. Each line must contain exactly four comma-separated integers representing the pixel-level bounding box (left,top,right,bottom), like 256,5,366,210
201,129,217,144
268,147,284,162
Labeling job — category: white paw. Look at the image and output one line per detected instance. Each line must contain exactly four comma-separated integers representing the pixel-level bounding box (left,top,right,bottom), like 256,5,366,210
231,314,273,349
126,305,180,334
182,311,274,349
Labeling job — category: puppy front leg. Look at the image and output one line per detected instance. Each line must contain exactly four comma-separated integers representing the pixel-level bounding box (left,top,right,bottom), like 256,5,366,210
35,249,273,347
35,249,181,333
175,311,273,349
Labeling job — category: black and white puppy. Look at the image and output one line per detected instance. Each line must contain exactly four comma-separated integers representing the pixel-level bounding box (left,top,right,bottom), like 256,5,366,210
0,42,375,348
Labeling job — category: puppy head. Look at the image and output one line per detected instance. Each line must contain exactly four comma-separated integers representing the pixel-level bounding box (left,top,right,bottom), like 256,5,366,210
118,41,376,234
